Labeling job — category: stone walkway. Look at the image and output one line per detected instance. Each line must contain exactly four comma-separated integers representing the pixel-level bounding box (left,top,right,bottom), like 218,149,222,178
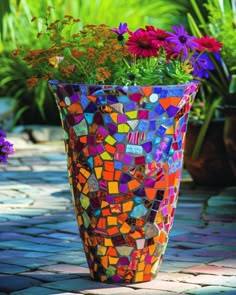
0,140,236,295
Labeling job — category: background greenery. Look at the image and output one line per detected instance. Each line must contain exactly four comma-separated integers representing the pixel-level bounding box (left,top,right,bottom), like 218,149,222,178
186,0,236,159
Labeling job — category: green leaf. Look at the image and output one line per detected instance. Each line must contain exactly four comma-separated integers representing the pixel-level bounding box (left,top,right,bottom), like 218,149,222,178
187,13,202,37
190,0,210,34
13,105,29,125
0,0,11,41
229,74,236,94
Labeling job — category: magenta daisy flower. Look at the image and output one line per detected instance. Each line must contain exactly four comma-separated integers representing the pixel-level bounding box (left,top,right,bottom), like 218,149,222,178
166,25,197,60
196,36,223,52
149,28,170,48
126,30,158,58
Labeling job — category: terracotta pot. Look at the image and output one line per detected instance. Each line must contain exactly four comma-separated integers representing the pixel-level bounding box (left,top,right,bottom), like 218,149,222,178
48,80,200,283
184,120,235,186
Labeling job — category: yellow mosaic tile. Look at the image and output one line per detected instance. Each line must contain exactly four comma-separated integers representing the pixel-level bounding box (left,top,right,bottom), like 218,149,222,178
118,124,130,133
108,181,119,194
107,216,118,225
105,135,117,145
100,151,113,160
94,167,102,179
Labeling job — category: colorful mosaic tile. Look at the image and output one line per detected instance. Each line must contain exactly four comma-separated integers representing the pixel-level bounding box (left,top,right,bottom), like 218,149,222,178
48,81,199,283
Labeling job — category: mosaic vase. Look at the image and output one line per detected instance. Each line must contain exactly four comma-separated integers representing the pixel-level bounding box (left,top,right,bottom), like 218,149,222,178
48,80,200,283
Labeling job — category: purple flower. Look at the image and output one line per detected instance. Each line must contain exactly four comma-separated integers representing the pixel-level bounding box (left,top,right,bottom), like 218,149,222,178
0,155,8,164
1,140,14,154
191,52,222,78
111,23,128,41
0,130,6,138
0,129,14,164
112,23,128,35
166,25,197,60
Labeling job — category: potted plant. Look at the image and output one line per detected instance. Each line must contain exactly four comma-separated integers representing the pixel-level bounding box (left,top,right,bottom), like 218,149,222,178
15,12,221,283
184,0,236,185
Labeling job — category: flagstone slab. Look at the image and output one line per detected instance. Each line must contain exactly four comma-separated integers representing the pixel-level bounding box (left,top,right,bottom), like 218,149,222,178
180,248,236,259
40,264,90,274
16,236,80,248
0,182,31,189
0,249,52,259
42,153,67,161
44,254,86,265
79,286,134,294
14,227,52,235
0,197,34,207
193,235,236,246
186,286,236,294
125,280,200,292
21,214,73,223
0,208,50,216
160,261,199,272
182,274,236,287
0,257,55,269
169,230,190,237
0,263,29,274
40,232,79,241
164,255,223,263
11,286,60,295
169,241,207,249
157,272,194,282
36,221,78,232
0,240,69,252
0,232,31,241
0,274,40,292
116,291,175,295
0,216,11,222
21,270,78,282
43,278,124,292
209,257,236,268
182,264,236,275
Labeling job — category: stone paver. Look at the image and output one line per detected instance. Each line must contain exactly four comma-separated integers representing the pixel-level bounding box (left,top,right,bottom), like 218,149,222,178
42,278,134,292
186,286,236,294
182,274,236,287
0,140,236,294
10,286,59,295
181,264,236,276
128,280,200,292
0,275,41,293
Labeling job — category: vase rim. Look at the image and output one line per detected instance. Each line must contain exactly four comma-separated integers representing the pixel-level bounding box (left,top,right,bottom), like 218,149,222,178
48,79,200,88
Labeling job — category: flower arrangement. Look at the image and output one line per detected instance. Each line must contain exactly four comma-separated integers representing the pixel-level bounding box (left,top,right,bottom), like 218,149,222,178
14,14,222,87
0,130,14,164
